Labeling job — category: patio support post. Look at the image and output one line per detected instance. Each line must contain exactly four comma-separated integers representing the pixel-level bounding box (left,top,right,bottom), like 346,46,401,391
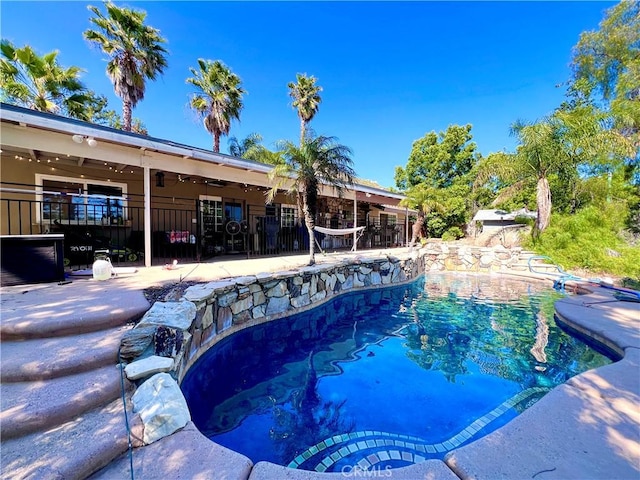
405,206,409,247
353,196,358,251
144,166,151,267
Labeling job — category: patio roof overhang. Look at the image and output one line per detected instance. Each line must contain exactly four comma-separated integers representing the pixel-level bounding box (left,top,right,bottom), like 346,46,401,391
0,103,405,205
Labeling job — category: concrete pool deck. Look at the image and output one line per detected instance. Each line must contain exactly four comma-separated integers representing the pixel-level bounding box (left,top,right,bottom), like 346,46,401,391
1,248,638,479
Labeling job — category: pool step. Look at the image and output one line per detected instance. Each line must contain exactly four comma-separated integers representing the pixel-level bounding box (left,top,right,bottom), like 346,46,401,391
0,281,149,340
1,397,143,480
510,262,561,272
0,325,129,382
0,364,127,439
0,279,152,480
89,422,253,480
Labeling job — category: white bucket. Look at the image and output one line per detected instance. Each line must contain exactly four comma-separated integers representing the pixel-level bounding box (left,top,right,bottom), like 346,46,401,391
92,258,112,281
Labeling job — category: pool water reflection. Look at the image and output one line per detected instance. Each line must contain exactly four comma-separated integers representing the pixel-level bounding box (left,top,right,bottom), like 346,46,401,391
181,273,612,472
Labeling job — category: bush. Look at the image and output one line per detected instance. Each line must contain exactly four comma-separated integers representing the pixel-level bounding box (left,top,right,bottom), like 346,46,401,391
442,226,465,241
526,202,640,279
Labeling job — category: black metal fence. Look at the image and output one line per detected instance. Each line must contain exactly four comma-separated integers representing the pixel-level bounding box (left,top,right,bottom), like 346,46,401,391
1,182,407,269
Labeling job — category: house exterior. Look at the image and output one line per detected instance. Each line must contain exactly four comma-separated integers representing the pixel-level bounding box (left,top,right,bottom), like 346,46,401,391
472,208,537,234
0,103,410,268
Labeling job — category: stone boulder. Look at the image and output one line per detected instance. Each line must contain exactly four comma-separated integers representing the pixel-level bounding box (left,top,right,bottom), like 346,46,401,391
119,326,157,363
132,372,191,445
125,355,174,381
137,300,197,331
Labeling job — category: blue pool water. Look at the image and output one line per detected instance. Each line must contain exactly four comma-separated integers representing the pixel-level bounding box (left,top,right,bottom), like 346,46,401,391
181,274,612,472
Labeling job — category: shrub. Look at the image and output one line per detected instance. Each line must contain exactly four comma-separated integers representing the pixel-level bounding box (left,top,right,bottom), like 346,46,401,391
525,202,640,279
442,226,465,241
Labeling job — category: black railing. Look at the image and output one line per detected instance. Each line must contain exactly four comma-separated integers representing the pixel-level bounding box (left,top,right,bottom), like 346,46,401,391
1,183,408,268
0,185,199,268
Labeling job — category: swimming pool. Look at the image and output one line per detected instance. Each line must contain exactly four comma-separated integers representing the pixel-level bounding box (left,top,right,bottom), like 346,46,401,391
181,273,612,473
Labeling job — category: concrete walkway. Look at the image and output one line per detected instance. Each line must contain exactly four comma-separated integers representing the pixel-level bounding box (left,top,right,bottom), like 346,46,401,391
1,249,639,479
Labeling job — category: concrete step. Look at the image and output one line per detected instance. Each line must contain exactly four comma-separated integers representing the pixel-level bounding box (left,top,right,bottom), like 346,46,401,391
510,262,561,271
0,326,130,382
89,422,253,480
0,397,143,480
1,364,126,439
0,280,149,340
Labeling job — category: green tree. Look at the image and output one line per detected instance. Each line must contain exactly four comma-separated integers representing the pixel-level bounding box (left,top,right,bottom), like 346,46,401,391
84,1,168,132
396,124,478,190
228,132,284,164
569,0,639,233
86,93,148,134
267,135,355,265
477,109,610,238
571,0,640,151
396,124,479,237
244,144,284,166
228,132,262,157
288,73,322,145
0,40,94,120
187,59,245,153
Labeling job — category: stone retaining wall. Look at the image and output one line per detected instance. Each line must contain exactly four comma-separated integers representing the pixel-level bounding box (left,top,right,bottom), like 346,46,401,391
119,243,527,444
175,251,424,381
176,243,525,380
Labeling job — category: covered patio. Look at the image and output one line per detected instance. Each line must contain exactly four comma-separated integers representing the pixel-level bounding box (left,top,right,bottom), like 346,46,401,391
0,104,410,270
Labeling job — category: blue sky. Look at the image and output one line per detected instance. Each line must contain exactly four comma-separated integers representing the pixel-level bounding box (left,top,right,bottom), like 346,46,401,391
1,1,614,188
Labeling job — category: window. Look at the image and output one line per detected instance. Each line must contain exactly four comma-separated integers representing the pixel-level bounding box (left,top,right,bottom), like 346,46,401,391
281,204,297,227
224,202,243,222
200,195,223,232
36,174,127,224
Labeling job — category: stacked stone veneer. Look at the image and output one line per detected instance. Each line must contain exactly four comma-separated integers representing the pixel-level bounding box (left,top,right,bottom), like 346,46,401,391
119,243,528,444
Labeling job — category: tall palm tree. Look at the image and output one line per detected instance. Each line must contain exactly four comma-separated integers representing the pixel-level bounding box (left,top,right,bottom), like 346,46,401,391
186,59,245,152
84,2,168,131
267,135,355,265
0,40,93,119
400,184,445,247
288,73,322,145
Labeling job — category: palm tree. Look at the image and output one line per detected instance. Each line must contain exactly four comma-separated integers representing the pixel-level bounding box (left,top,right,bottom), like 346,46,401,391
244,144,285,166
228,132,262,157
267,135,355,265
476,112,610,239
288,73,322,145
84,2,168,132
0,40,94,120
400,185,445,247
186,59,245,152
